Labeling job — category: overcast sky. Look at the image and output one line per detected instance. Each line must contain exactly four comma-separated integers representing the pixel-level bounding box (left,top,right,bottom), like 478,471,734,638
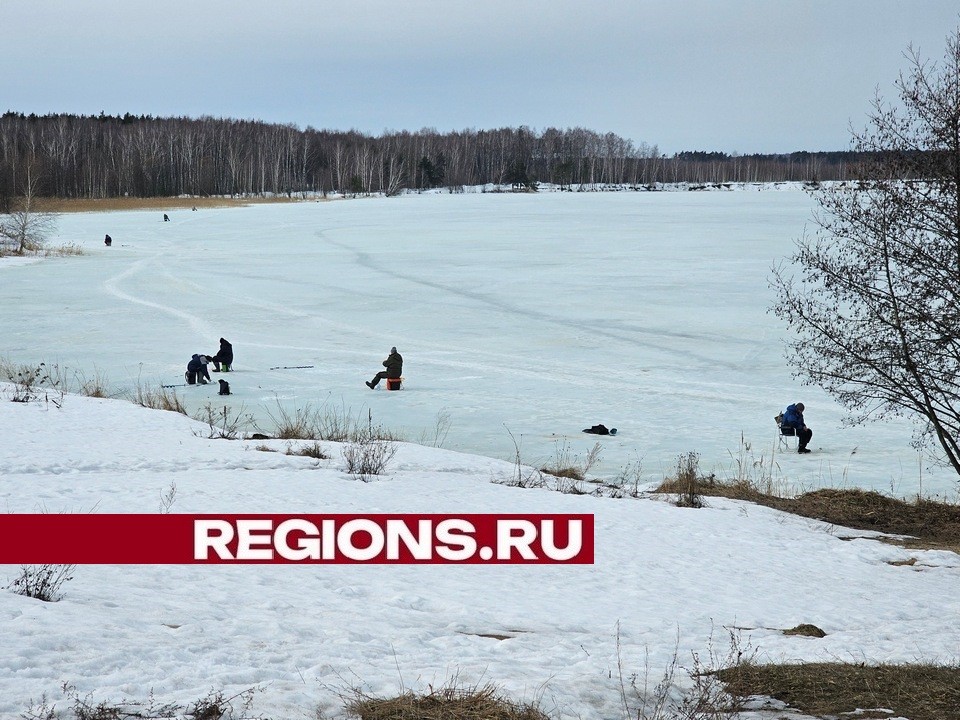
3,1,957,155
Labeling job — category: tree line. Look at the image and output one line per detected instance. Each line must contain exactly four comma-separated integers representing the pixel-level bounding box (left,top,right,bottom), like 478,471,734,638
0,111,864,203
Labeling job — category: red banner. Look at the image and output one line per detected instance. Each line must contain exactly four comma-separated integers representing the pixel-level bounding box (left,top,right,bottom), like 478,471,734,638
0,514,594,564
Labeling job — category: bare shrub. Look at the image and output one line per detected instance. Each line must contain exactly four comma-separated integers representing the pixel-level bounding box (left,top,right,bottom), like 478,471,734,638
504,472,548,489
618,624,754,720
541,440,602,487
500,426,547,488
5,364,48,403
265,400,326,440
0,360,110,402
74,368,110,398
0,165,58,254
343,410,398,481
22,683,263,720
672,452,704,508
417,408,452,448
1,360,64,405
286,440,330,460
609,453,646,498
262,399,403,444
8,564,76,602
158,482,177,514
189,687,263,720
194,403,253,440
317,400,356,441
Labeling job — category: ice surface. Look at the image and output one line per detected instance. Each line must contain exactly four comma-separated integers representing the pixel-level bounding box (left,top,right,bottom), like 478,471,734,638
0,189,954,497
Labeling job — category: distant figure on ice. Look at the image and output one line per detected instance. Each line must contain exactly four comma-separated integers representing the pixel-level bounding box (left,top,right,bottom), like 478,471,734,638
104,234,112,247
163,213,170,222
779,402,812,453
209,337,233,372
185,354,211,385
583,424,617,436
366,346,403,389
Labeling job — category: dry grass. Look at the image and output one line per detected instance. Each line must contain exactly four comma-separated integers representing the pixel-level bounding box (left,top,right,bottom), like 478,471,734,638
776,488,960,552
540,441,602,484
654,477,960,553
75,369,110,398
132,384,187,414
286,440,330,460
782,623,826,638
262,400,400,443
718,662,960,720
23,684,263,720
654,452,707,508
542,466,585,481
266,401,327,440
345,683,549,720
40,242,85,256
34,196,314,213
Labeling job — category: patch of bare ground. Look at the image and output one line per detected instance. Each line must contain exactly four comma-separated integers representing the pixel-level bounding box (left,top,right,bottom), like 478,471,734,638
34,195,318,213
781,623,826,638
718,662,960,720
655,477,960,553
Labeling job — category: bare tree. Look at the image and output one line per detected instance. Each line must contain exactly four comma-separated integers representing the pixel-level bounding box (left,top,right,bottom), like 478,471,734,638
0,163,57,254
772,27,960,474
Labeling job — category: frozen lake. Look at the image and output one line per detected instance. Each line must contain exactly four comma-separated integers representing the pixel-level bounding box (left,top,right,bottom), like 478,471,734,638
2,188,954,497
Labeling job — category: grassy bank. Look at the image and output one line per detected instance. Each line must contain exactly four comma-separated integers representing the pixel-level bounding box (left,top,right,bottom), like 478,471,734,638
34,195,316,213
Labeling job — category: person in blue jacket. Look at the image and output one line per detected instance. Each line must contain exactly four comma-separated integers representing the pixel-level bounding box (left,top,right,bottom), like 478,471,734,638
186,354,211,385
781,402,812,453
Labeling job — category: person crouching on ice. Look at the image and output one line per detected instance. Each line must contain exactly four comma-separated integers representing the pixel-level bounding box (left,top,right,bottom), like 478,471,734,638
366,346,402,389
186,354,211,385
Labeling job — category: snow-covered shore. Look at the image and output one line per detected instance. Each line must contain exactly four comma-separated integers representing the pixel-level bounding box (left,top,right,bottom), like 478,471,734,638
2,387,958,719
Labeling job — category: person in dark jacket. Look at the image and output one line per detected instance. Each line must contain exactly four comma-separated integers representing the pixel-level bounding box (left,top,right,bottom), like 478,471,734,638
186,354,211,385
780,402,812,453
366,347,403,389
209,337,233,372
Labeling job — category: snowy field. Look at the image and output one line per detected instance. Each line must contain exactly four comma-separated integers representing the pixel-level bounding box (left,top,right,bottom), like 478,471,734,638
2,389,960,720
3,188,960,719
1,187,955,498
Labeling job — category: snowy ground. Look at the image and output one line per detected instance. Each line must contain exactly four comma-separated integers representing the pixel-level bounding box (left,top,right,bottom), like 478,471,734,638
2,390,959,719
1,187,955,499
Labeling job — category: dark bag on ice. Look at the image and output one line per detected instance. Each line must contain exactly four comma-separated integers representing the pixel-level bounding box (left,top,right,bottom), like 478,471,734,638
583,424,610,435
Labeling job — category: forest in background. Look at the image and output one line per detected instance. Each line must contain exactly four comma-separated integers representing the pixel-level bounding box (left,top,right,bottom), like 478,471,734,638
0,111,866,204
